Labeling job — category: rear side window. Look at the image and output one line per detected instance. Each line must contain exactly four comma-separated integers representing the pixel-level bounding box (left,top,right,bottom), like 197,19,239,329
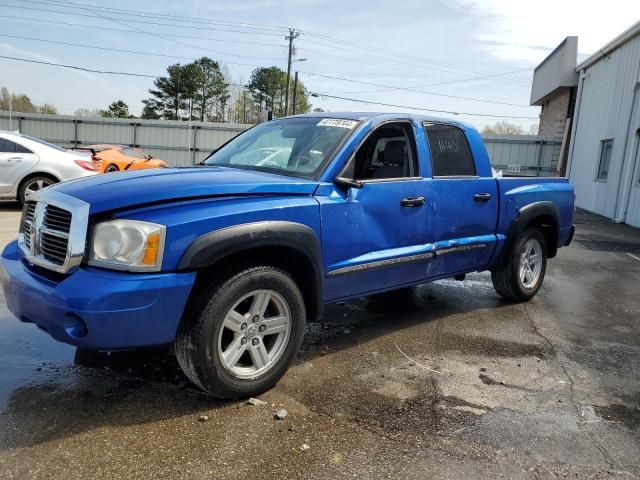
0,138,32,153
121,148,146,159
424,123,476,177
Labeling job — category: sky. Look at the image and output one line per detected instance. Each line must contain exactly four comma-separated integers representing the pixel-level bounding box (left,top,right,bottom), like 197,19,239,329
1,0,639,131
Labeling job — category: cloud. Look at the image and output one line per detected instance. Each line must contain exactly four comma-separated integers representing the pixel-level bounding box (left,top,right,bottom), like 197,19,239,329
450,0,640,64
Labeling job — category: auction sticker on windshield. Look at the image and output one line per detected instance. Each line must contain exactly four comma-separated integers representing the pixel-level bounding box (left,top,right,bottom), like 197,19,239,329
317,119,358,129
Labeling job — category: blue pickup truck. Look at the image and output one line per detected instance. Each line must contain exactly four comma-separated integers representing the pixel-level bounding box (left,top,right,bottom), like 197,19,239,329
1,113,575,398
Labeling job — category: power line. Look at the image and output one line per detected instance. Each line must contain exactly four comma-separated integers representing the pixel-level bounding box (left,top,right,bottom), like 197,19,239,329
332,68,532,94
9,0,532,86
0,33,284,63
6,1,533,89
308,91,539,120
56,0,277,67
0,3,284,37
299,29,533,81
299,71,531,107
295,38,531,88
0,55,250,88
0,54,157,77
3,14,287,48
296,34,532,85
25,0,289,32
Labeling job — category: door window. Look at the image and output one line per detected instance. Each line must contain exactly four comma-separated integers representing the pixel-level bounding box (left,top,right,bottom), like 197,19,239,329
424,123,476,177
342,122,418,180
0,138,32,153
121,148,147,159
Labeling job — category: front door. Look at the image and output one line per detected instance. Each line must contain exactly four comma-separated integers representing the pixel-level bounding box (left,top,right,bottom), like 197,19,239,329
318,121,432,300
0,137,39,194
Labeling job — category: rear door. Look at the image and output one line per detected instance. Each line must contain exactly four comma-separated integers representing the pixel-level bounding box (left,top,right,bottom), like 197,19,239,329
0,137,39,194
422,122,498,275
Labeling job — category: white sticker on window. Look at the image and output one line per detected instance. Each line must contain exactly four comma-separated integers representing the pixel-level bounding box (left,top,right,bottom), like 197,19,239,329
317,118,358,129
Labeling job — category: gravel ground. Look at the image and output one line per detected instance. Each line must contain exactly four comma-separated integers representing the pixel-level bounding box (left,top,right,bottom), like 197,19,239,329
0,202,639,479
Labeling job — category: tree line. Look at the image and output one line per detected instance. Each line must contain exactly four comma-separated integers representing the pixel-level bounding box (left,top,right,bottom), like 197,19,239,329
1,87,57,115
1,57,313,124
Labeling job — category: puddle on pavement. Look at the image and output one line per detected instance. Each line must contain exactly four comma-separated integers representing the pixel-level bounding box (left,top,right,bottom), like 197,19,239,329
0,314,76,410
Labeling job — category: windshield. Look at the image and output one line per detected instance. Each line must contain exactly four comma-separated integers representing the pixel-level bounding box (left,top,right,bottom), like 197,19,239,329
19,134,67,152
204,117,358,178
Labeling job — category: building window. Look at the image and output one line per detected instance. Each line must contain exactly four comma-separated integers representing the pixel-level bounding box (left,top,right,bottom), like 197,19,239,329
596,139,613,181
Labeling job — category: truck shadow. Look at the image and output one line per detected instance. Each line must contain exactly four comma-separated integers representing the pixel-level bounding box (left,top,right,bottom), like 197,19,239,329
0,276,514,450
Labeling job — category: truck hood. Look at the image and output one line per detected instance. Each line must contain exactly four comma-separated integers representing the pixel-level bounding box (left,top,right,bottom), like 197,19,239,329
52,166,319,213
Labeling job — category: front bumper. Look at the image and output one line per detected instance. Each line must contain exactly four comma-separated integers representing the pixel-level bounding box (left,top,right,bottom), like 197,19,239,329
1,240,196,350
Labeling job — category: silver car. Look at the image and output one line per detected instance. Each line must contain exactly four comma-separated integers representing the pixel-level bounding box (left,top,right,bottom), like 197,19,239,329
0,130,99,204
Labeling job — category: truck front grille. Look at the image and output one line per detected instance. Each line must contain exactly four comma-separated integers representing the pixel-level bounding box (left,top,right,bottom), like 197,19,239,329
43,204,72,233
21,201,37,250
18,199,78,272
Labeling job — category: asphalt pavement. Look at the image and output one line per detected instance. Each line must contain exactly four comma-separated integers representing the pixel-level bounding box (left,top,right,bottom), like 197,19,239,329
0,202,639,479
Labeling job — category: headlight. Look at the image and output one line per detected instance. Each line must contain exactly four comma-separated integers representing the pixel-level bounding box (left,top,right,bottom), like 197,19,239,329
88,220,166,272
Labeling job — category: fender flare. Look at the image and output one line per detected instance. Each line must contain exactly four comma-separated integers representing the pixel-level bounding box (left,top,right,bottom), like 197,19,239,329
494,201,560,267
177,221,323,319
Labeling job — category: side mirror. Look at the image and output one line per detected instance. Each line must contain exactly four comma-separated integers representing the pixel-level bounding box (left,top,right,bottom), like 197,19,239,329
147,154,153,160
335,177,363,189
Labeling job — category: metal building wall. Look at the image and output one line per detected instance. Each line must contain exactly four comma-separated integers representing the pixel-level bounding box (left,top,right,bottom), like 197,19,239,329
567,32,640,226
0,113,252,167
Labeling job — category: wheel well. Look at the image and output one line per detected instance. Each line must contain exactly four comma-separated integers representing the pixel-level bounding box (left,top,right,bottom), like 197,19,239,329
525,214,558,258
18,172,59,196
193,246,322,321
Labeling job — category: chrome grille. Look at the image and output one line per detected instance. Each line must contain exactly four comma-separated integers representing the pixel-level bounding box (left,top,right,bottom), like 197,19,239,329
41,230,69,265
21,201,37,249
43,205,72,233
17,191,89,274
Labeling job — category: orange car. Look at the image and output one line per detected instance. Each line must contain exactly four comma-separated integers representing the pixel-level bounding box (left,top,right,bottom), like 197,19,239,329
88,145,168,173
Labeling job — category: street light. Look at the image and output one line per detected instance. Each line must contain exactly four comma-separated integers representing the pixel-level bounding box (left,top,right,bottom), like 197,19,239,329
290,59,307,115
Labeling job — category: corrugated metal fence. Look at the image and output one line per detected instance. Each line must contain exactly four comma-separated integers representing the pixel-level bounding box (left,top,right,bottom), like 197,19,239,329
0,112,561,175
0,112,252,166
483,134,562,176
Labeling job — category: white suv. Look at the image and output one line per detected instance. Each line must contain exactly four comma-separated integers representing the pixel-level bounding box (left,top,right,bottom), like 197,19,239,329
0,130,99,204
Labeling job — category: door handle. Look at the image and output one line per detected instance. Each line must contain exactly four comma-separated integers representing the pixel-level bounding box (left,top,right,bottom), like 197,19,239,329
7,157,23,162
474,193,492,202
400,196,425,207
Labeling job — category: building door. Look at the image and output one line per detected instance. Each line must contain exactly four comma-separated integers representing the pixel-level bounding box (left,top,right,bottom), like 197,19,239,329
623,128,640,228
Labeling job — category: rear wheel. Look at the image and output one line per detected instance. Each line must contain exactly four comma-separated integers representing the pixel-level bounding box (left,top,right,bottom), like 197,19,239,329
105,164,119,173
18,176,56,204
492,227,547,302
174,265,306,398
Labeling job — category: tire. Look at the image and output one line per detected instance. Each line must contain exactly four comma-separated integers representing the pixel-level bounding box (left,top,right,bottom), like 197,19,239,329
105,164,119,173
491,227,548,302
18,175,57,204
175,265,306,399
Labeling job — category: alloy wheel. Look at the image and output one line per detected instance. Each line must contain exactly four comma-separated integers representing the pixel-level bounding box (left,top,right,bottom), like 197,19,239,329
217,289,292,380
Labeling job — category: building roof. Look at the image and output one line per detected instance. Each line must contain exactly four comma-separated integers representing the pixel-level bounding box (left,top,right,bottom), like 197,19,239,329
577,19,640,70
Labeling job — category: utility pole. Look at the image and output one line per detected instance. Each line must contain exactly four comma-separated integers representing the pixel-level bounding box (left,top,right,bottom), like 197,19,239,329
242,91,247,124
284,28,299,116
292,71,299,115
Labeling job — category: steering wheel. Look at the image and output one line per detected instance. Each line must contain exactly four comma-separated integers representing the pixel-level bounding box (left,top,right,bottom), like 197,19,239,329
256,159,281,168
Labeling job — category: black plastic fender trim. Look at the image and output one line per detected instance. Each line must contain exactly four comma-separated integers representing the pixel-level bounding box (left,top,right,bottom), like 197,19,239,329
177,221,323,319
493,201,560,268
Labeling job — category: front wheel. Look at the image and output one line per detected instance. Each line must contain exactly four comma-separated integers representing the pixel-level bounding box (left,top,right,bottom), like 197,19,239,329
492,227,547,302
175,265,306,399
